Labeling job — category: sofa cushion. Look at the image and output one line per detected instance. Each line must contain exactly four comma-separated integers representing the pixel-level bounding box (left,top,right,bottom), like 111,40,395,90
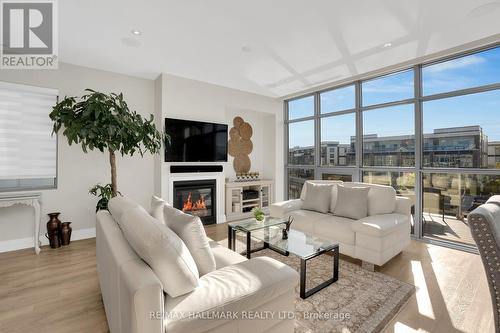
118,206,199,297
333,185,370,220
150,195,167,223
330,184,339,213
302,182,333,214
300,180,343,200
367,184,396,216
164,257,298,333
314,215,356,245
288,209,326,234
345,182,396,215
351,213,410,237
108,196,140,221
208,240,246,269
163,205,216,276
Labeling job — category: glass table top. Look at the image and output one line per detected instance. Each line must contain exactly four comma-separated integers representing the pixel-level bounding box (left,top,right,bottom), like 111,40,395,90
251,226,338,259
228,217,287,232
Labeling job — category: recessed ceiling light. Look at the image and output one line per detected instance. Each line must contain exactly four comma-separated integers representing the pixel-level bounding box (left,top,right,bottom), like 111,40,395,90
383,43,392,48
131,29,142,36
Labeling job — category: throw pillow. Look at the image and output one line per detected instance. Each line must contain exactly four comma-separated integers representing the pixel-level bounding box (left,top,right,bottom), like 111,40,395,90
163,205,217,276
118,206,199,297
333,185,370,220
302,182,333,214
150,195,167,223
108,195,140,221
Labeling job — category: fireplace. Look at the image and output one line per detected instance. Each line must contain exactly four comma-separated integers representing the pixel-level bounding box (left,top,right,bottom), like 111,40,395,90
173,179,216,225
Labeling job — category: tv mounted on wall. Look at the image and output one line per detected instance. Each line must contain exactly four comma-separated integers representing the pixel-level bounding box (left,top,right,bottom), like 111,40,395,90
164,118,228,162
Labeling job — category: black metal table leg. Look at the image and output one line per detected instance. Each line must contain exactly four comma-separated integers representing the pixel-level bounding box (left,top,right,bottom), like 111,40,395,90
232,228,236,250
299,245,339,299
227,225,232,250
300,259,307,299
246,231,251,259
333,246,339,282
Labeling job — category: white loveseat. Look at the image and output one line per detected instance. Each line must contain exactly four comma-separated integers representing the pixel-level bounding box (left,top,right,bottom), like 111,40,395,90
270,181,412,268
96,197,299,333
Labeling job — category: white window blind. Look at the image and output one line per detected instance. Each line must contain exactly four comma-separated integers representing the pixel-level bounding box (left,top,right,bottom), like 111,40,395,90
0,82,58,191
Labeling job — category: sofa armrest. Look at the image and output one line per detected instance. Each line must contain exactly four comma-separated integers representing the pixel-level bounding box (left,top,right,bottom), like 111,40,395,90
119,259,165,333
395,196,411,215
164,256,299,333
269,199,303,218
351,213,411,237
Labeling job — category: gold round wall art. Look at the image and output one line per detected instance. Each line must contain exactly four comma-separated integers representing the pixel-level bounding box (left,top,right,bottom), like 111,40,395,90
228,116,253,173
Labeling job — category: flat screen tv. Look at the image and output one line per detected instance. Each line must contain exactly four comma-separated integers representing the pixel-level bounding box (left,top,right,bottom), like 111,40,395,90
164,118,228,162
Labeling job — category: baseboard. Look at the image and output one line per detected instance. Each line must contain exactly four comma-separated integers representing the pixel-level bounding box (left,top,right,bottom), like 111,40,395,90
0,227,96,253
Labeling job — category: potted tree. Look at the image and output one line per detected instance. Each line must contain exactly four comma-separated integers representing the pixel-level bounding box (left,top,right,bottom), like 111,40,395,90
50,89,164,209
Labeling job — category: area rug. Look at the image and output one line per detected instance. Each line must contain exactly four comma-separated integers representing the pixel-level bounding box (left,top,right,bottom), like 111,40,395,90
226,239,415,333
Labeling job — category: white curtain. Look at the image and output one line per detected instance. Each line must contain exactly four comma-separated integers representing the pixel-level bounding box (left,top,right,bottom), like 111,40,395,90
0,81,58,190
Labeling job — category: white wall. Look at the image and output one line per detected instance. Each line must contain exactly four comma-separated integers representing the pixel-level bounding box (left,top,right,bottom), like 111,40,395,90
156,74,284,211
0,63,156,244
0,66,284,251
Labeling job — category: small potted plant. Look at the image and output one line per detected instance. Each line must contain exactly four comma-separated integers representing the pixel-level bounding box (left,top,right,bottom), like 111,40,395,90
89,184,119,212
252,207,265,222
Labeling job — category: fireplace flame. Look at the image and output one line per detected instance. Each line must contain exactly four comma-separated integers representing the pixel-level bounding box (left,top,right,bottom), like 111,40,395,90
182,192,206,212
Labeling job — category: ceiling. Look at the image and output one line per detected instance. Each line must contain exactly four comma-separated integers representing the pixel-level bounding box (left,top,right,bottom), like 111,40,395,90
59,0,500,98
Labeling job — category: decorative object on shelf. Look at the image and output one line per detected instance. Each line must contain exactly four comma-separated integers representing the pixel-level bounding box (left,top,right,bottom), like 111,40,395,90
235,171,260,182
252,207,265,222
50,89,166,197
89,183,120,212
228,116,253,173
282,216,294,240
60,222,72,246
46,212,62,248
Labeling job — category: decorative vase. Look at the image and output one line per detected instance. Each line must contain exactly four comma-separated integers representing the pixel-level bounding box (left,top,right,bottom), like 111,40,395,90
46,212,61,248
60,222,72,246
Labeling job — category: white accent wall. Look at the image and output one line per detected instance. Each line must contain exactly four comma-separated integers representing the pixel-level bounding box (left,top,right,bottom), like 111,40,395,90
155,73,283,212
0,65,283,251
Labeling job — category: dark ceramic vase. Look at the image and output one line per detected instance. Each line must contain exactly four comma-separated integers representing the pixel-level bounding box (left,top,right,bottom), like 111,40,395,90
60,222,72,246
46,212,61,248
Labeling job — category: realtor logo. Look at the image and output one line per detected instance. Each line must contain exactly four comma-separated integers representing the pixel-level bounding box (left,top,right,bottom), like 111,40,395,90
1,0,58,69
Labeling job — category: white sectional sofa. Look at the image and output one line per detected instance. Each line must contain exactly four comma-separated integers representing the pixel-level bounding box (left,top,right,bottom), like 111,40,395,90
270,181,412,268
96,196,299,333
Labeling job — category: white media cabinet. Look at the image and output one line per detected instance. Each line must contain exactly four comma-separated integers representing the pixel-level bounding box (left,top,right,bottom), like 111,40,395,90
225,180,273,222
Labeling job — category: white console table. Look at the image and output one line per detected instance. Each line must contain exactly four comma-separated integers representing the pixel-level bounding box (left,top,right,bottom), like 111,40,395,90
0,193,42,254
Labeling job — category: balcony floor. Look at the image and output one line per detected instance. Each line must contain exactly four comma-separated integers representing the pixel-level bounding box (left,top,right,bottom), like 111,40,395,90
422,212,475,246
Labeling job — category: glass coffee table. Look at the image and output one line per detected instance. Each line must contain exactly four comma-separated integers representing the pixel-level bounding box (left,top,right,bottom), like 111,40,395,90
228,218,339,299
227,217,288,259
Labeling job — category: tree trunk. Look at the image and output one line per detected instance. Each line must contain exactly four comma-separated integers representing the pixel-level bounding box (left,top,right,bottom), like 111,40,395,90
109,149,117,196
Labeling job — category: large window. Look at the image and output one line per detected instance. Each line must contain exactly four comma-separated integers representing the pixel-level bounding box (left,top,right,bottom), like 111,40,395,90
362,69,414,106
321,113,355,166
288,95,314,120
288,168,314,199
320,85,355,113
285,44,500,251
363,104,415,167
422,172,500,245
422,47,500,96
0,82,58,192
288,119,314,165
423,90,500,168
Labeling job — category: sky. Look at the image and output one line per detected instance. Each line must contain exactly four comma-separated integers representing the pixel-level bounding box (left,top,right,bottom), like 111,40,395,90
288,46,500,148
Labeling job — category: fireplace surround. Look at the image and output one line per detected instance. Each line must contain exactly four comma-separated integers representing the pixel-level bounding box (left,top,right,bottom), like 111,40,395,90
173,179,216,225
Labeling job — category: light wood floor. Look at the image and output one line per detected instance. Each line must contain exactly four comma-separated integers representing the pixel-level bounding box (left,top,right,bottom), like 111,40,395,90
0,223,495,333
